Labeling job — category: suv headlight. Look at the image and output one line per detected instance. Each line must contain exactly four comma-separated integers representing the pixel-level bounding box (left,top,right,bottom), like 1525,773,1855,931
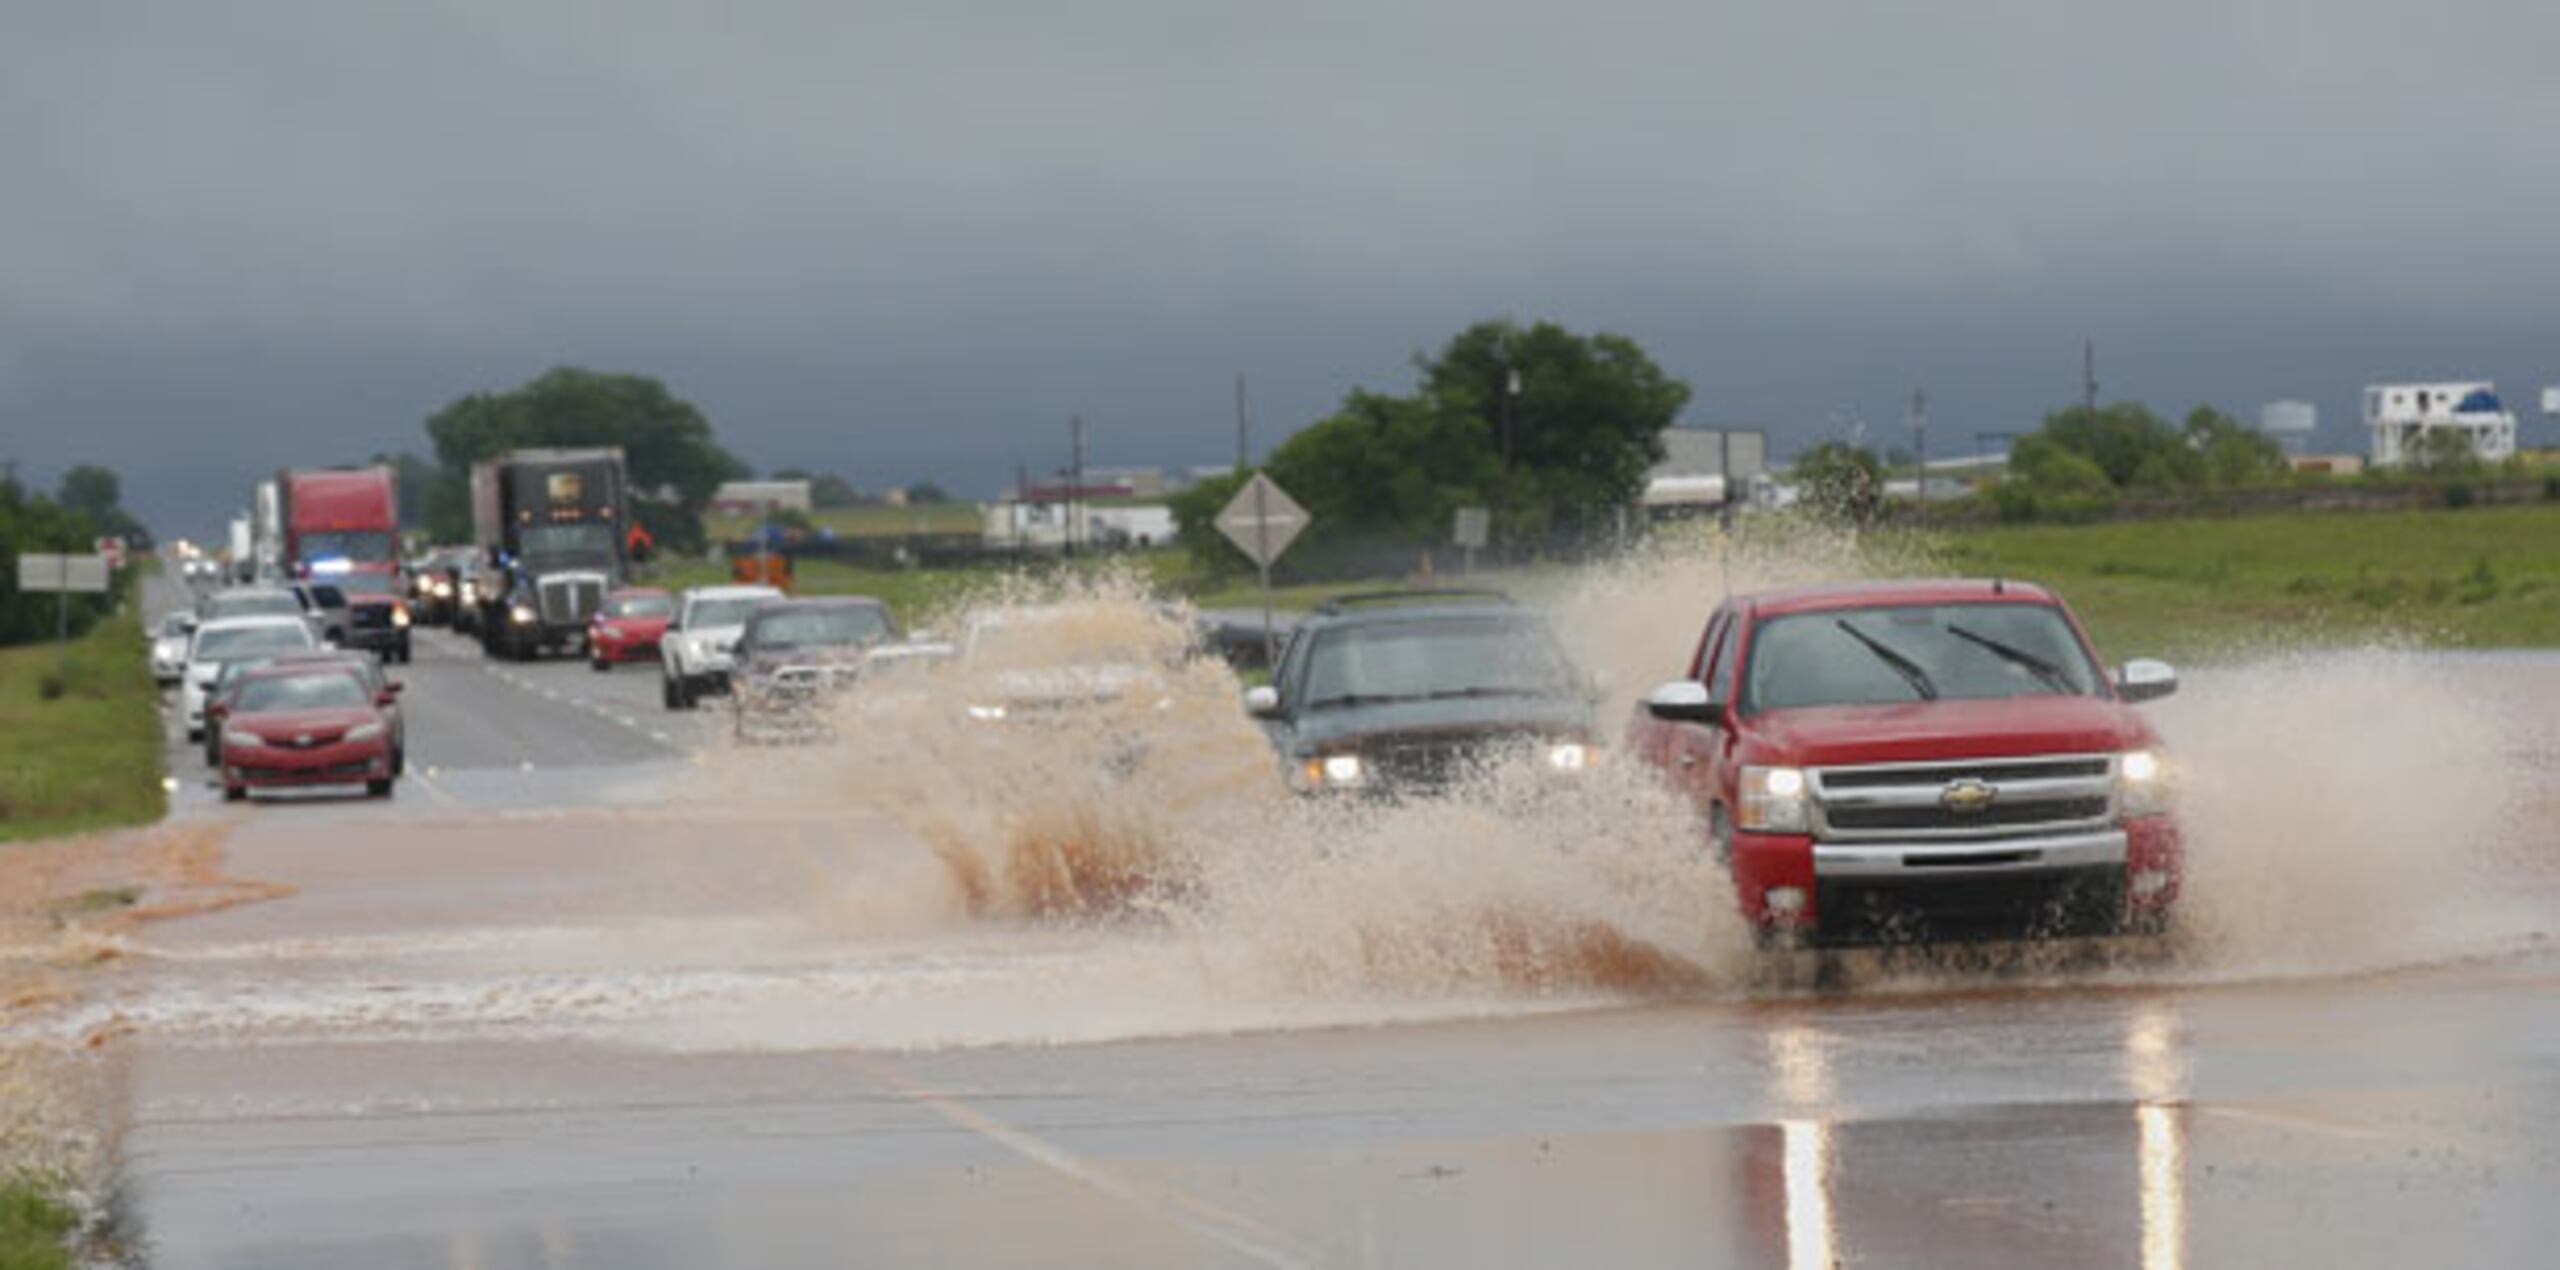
2118,749,2170,818
1737,765,1811,833
1297,753,1366,790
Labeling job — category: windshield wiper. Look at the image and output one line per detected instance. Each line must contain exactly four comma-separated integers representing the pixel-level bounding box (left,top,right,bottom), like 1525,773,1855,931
1834,620,1938,700
1305,692,1427,710
1946,624,2078,695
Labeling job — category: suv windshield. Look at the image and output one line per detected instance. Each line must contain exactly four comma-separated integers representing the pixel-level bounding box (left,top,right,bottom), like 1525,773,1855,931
237,672,368,713
195,624,313,659
747,606,891,650
1745,602,2103,711
1299,616,1580,708
685,596,774,629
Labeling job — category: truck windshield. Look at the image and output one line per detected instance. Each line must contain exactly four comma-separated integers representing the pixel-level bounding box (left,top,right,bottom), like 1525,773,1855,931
1745,602,2103,711
299,531,395,563
519,524,617,567
1299,616,1580,709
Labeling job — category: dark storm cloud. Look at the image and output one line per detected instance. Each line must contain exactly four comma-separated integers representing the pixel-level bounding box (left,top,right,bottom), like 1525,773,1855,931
6,1,2560,534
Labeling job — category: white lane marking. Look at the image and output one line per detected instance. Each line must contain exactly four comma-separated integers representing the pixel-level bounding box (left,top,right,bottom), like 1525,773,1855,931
873,1068,1320,1270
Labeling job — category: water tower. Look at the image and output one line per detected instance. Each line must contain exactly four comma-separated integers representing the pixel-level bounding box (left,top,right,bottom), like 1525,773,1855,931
2258,400,2317,455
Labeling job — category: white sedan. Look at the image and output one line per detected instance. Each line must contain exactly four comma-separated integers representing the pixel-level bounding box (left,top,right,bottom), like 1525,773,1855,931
180,615,318,740
150,612,197,684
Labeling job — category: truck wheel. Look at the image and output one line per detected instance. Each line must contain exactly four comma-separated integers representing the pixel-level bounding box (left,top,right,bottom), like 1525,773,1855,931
663,675,687,711
396,642,412,665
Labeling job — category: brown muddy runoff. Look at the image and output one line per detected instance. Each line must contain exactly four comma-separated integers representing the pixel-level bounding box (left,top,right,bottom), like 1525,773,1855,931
685,528,2555,1042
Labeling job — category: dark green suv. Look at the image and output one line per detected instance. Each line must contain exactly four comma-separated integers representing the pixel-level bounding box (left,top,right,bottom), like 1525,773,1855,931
1245,590,1596,795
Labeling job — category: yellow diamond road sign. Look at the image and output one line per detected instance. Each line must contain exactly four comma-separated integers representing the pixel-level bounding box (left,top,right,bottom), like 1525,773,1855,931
1215,472,1310,569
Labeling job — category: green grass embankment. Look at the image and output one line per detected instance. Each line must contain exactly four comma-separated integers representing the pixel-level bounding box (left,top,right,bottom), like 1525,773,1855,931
0,1172,77,1270
0,613,165,843
1935,502,2560,663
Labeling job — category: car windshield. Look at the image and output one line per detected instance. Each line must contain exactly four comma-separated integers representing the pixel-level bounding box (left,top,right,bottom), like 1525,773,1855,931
204,592,302,620
1745,602,2104,711
606,594,674,619
236,672,368,713
160,615,193,636
1298,616,1581,708
195,624,314,659
299,531,396,563
748,606,891,650
686,596,774,629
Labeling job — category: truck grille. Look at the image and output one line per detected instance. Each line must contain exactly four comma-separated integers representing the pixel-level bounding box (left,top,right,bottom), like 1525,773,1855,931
538,576,606,626
1362,728,1547,791
350,601,395,630
1811,755,2117,842
1815,867,2125,943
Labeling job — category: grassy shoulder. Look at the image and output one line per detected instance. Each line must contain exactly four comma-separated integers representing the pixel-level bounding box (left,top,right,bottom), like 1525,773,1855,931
1933,501,2560,663
0,1173,76,1270
0,613,165,843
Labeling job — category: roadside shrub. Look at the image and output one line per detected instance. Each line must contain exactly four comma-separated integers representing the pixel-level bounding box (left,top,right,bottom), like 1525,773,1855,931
34,672,65,701
2440,482,2476,510
2453,555,2500,606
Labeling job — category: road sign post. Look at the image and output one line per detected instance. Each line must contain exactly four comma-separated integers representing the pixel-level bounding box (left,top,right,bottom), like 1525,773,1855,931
18,553,112,673
1214,473,1310,668
1452,506,1490,576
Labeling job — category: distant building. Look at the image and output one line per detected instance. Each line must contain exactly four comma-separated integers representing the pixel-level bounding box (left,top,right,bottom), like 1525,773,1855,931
710,479,814,515
2289,453,2366,477
2364,381,2517,466
1082,467,1169,499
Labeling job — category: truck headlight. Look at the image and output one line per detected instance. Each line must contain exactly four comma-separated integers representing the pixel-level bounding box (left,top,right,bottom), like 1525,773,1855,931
1544,742,1590,773
1737,765,1811,832
510,604,537,625
2118,749,2170,818
1298,753,1365,789
391,605,412,628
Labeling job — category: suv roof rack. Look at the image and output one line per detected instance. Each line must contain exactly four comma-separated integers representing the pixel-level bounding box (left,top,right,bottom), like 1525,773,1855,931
1314,587,1516,615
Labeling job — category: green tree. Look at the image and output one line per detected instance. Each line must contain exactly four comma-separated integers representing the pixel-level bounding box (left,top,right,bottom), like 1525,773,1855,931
2409,427,2485,476
2182,407,2289,488
422,367,747,555
2036,403,2200,489
52,463,148,547
0,478,119,643
1791,441,1884,522
905,481,952,505
809,473,862,508
1417,319,1687,543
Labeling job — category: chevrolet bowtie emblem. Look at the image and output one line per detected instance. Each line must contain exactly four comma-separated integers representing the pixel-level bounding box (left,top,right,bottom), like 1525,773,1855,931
1940,778,1998,813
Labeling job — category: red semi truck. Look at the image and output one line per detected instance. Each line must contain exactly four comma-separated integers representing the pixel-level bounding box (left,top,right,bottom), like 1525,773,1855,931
277,465,411,663
1628,579,2183,947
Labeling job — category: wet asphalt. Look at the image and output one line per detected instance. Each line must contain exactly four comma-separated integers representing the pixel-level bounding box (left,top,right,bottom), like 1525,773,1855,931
111,577,2560,1268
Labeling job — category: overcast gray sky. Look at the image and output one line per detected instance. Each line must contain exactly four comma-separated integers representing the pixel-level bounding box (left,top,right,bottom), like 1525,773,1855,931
6,1,2559,535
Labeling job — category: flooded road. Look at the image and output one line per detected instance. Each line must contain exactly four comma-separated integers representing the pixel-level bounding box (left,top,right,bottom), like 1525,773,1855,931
79,579,2560,1266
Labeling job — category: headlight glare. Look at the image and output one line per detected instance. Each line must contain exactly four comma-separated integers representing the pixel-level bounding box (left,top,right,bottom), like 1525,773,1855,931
510,604,536,625
1544,742,1590,772
966,704,1007,721
1738,765,1811,832
1316,754,1365,787
2118,749,2170,817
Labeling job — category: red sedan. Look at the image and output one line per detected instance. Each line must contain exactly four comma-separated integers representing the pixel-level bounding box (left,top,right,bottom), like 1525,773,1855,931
219,664,403,801
589,588,674,671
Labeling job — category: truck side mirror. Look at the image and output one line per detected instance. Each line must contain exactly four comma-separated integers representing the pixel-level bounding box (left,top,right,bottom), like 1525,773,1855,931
2116,659,2178,703
1243,685,1282,718
1645,679,1725,725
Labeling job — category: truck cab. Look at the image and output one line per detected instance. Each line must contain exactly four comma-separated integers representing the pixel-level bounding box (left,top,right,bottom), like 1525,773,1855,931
1628,579,2182,946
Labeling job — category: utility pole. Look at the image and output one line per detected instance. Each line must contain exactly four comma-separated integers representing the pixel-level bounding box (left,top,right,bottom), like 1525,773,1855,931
1909,387,1928,506
1494,348,1520,552
1067,414,1086,558
1234,372,1252,472
2082,339,2099,413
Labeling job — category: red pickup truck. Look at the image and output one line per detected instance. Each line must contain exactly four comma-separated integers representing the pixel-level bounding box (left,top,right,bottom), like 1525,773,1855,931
1628,579,2181,946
